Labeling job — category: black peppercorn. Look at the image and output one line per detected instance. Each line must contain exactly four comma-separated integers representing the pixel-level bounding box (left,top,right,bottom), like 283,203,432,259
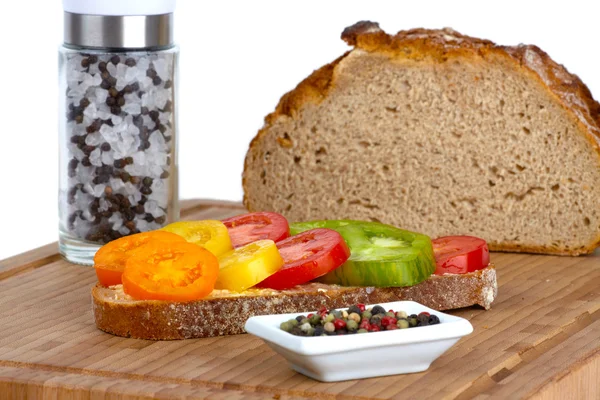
164,80,172,89
146,68,157,78
119,172,131,182
154,216,166,225
158,124,167,134
141,106,149,115
144,213,154,222
125,58,136,67
100,80,111,90
162,101,172,112
82,145,96,156
122,85,133,94
68,158,79,171
79,98,90,108
110,55,120,65
134,204,145,214
106,97,116,107
98,61,107,71
428,315,440,325
88,55,98,64
149,110,159,121
130,176,141,185
117,96,125,107
81,157,91,167
153,76,162,86
108,76,117,86
160,171,170,179
138,141,150,151
140,186,153,195
142,177,153,187
101,70,110,80
371,305,386,315
125,156,133,165
130,82,140,92
139,195,148,205
100,142,111,151
75,114,84,124
81,58,90,68
113,159,126,169
110,105,121,115
108,87,119,98
125,221,136,232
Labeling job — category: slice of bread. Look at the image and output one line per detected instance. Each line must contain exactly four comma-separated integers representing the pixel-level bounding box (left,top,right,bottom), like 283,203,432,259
93,264,496,340
243,22,600,256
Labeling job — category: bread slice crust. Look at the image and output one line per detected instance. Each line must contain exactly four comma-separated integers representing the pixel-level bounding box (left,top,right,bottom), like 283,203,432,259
242,22,600,255
93,264,497,340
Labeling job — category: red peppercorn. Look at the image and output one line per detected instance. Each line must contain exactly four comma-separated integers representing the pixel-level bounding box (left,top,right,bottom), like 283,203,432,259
389,309,394,313
419,312,430,317
386,324,398,330
360,320,370,330
370,325,380,332
333,319,346,330
318,306,328,315
357,303,366,312
381,316,397,327
307,313,314,318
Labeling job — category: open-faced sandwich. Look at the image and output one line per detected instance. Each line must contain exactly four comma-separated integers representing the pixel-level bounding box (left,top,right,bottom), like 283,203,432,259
92,212,496,340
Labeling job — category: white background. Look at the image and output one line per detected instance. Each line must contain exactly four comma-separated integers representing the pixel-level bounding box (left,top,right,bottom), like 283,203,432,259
1,0,599,260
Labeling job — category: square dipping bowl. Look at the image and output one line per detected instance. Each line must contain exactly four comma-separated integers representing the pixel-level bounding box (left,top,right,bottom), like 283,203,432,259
244,301,473,382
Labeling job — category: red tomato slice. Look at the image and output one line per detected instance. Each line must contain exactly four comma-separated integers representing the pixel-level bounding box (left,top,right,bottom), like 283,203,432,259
256,228,351,290
222,212,290,248
432,236,490,275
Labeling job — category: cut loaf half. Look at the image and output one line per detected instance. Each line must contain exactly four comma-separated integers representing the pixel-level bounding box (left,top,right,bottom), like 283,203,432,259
243,22,600,255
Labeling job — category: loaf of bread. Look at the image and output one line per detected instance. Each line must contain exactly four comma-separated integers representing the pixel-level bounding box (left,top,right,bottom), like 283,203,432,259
93,264,496,340
243,22,600,256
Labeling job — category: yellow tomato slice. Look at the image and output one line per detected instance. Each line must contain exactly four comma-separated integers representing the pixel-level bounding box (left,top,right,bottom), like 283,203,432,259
161,220,233,257
215,239,284,292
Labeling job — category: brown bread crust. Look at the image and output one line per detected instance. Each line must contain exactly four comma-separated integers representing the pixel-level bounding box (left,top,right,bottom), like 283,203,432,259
242,22,600,255
93,265,496,340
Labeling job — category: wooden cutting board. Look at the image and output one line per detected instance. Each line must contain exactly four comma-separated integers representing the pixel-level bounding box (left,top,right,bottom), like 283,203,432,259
0,199,599,400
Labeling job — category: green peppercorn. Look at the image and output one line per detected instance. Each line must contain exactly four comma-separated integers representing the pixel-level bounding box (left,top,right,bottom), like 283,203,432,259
300,318,310,325
288,318,299,327
357,329,369,334
309,314,321,325
324,313,335,323
385,312,395,318
346,320,358,331
280,321,292,332
362,311,372,320
307,327,315,336
397,319,409,329
408,317,418,327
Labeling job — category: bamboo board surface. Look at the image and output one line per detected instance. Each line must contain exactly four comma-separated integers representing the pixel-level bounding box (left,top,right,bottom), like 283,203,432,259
0,199,599,400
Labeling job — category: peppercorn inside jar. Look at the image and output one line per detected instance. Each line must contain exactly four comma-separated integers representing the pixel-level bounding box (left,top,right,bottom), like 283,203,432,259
58,49,179,265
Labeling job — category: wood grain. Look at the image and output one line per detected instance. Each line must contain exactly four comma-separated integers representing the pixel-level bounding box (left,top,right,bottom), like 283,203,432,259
0,199,598,400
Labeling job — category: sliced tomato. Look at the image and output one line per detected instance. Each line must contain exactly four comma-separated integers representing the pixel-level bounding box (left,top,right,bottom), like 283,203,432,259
256,228,351,290
222,212,290,248
215,239,284,292
161,220,233,257
432,236,490,275
93,231,186,286
122,241,219,301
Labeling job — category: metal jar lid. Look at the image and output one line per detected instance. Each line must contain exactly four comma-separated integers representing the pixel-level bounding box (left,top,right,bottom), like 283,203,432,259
64,12,174,50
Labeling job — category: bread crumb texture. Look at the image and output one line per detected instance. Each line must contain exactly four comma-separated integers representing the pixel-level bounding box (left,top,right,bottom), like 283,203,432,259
243,21,600,256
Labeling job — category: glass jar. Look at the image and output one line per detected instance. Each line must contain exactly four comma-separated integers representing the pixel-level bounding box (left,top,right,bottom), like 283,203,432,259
59,2,179,264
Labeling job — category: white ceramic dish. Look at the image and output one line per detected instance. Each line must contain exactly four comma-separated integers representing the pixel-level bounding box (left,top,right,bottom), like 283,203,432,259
244,301,473,382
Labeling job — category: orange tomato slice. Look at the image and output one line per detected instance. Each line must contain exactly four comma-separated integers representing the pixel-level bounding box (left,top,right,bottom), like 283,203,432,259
122,241,219,301
93,231,186,286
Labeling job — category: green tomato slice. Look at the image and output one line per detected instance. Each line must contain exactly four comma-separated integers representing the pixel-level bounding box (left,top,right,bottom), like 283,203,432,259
289,220,435,287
